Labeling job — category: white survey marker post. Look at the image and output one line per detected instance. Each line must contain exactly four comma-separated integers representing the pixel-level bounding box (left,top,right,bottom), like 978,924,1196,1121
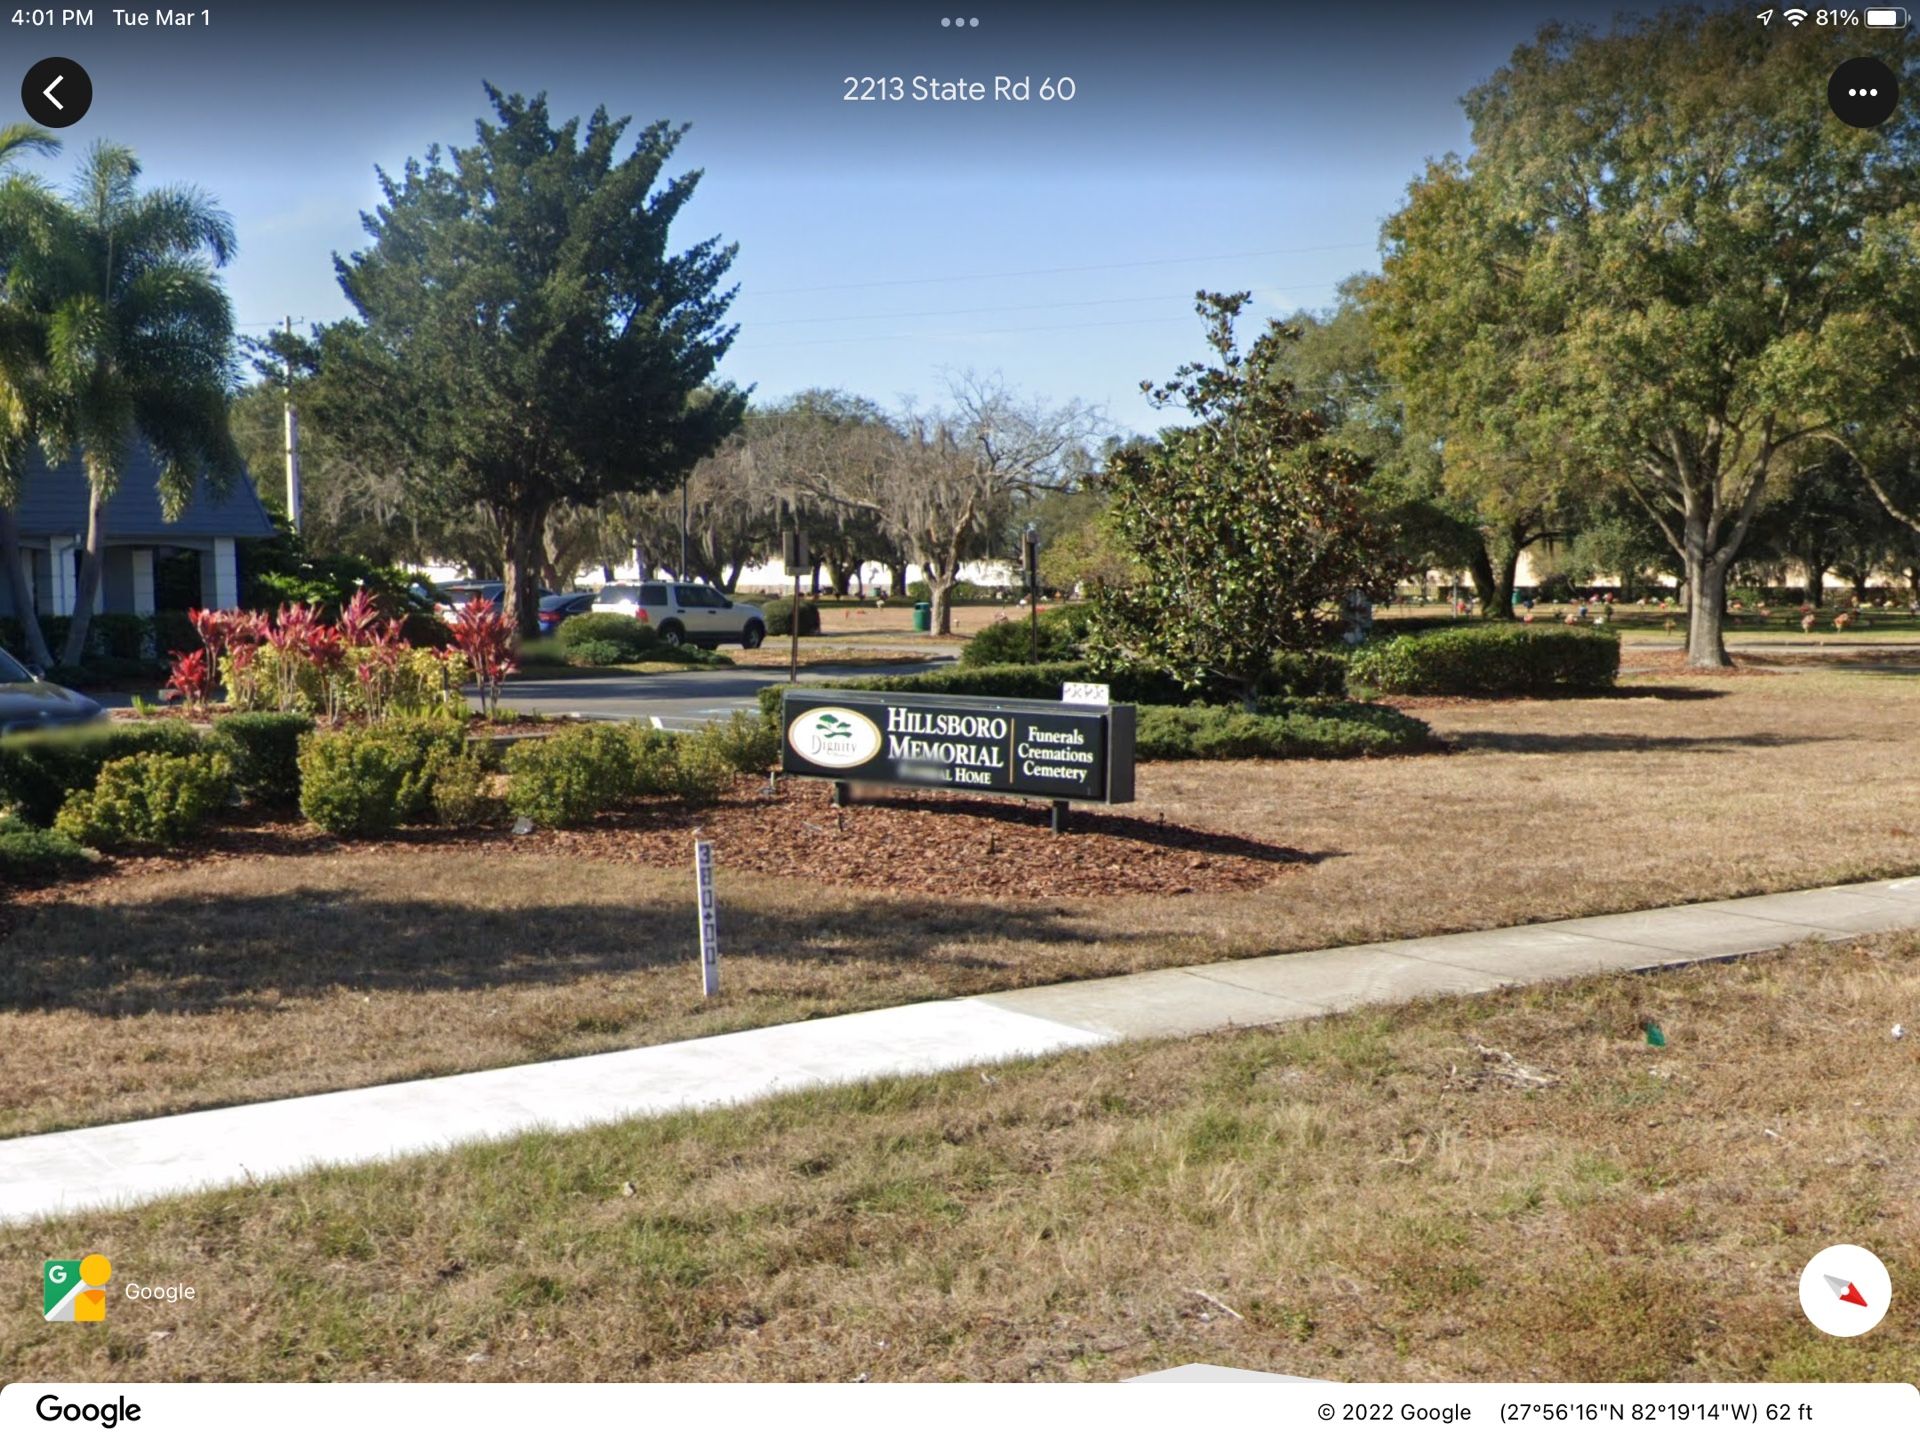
693,839,719,996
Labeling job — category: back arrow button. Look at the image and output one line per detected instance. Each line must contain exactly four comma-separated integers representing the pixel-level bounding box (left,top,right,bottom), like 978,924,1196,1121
21,57,92,129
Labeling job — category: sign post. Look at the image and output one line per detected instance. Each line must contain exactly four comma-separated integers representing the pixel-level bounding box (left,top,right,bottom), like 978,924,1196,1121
693,839,719,997
782,526,808,683
780,688,1136,832
1023,523,1039,663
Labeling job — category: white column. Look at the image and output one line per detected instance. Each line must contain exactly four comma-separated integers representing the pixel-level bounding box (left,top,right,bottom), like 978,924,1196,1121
130,548,156,617
44,540,77,617
209,538,238,609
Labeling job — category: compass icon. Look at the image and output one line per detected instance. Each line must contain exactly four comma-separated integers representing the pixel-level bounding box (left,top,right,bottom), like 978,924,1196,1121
1799,1245,1892,1337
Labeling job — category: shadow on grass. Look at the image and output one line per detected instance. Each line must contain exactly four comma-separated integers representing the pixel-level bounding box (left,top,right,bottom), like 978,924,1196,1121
1444,729,1816,755
0,887,1114,1018
1604,685,1730,702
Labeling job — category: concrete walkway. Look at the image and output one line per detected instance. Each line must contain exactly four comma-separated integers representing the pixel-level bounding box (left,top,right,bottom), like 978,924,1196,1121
5,875,1920,1226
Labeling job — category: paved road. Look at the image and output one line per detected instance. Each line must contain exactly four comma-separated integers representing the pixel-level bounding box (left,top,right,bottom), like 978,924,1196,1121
489,660,948,729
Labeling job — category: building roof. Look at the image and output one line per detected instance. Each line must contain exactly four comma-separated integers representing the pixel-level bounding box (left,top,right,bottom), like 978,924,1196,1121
8,444,278,543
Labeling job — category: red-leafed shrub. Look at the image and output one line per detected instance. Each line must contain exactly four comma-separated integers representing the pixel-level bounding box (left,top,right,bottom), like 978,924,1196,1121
451,598,516,716
166,650,214,709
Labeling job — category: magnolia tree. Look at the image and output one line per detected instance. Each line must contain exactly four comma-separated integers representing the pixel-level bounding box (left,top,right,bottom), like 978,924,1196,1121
1087,292,1399,703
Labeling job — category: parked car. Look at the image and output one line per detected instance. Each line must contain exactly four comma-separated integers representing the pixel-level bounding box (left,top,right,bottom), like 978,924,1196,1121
537,592,596,635
435,581,559,623
0,645,103,735
590,581,766,649
434,580,504,620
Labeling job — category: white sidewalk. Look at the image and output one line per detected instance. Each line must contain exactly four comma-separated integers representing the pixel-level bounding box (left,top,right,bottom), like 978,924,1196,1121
4,875,1919,1226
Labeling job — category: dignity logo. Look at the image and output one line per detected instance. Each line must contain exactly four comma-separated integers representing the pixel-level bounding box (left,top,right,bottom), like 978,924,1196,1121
786,708,883,768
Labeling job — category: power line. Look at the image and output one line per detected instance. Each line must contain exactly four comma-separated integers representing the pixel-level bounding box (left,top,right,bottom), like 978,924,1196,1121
751,279,1345,329
749,241,1376,297
731,311,1223,353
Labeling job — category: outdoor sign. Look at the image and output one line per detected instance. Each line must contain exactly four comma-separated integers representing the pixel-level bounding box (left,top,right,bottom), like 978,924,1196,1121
1061,681,1110,705
780,688,1136,804
693,839,719,996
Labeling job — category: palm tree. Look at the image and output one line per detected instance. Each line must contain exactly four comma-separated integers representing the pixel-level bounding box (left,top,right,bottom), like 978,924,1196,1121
37,141,241,666
0,122,64,668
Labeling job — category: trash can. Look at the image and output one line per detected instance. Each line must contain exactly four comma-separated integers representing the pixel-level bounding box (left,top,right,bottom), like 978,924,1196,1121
911,601,932,632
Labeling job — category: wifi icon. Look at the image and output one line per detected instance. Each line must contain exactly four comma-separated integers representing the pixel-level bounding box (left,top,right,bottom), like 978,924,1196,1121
1784,6,1809,22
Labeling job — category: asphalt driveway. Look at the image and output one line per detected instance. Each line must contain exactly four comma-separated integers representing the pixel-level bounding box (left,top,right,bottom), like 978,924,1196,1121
488,660,948,729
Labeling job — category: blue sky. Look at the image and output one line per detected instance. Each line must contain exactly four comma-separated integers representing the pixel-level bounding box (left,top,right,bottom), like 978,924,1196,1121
27,1,1659,432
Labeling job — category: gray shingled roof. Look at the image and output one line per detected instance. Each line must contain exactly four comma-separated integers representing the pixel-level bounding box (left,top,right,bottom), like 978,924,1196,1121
9,445,277,542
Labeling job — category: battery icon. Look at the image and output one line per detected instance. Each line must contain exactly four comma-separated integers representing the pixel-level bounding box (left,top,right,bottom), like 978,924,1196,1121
1865,7,1908,25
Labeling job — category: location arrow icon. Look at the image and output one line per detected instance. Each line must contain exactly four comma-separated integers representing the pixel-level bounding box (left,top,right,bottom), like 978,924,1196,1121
1824,1274,1869,1307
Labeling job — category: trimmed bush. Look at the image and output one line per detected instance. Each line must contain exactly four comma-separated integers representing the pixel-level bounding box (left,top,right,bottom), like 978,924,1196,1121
556,612,656,647
297,719,478,835
1347,624,1619,696
0,812,93,879
564,639,630,668
1134,702,1431,761
758,662,1199,722
0,721,203,827
211,713,315,805
504,723,642,826
959,610,1086,667
905,579,993,604
762,597,822,638
375,717,473,821
429,748,501,827
89,613,152,661
671,737,737,805
54,751,233,850
685,710,780,775
298,729,416,836
557,613,657,662
153,610,199,658
502,722,737,826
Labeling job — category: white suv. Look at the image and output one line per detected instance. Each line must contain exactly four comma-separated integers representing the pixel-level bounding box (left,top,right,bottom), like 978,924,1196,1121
591,581,767,649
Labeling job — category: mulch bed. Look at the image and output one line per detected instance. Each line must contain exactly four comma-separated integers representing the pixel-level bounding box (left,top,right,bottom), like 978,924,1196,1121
0,776,1305,922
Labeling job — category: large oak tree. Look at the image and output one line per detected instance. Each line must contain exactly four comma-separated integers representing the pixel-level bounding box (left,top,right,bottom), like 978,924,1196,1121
1372,12,1920,666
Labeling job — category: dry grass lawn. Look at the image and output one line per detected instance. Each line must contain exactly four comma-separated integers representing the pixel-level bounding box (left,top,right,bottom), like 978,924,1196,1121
3,933,1915,1382
5,667,1920,1139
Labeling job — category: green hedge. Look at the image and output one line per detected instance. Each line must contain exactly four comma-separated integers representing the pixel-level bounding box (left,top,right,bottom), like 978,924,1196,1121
1347,624,1619,696
0,721,204,827
758,662,1202,721
557,613,657,659
212,713,315,806
296,718,474,836
0,812,93,880
763,597,822,638
0,611,196,670
959,612,1084,666
1136,702,1432,761
503,722,733,826
54,751,233,850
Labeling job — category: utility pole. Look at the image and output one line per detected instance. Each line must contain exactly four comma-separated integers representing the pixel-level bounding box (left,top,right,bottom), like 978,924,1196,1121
282,316,303,533
679,473,689,579
782,512,807,684
1024,522,1040,663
